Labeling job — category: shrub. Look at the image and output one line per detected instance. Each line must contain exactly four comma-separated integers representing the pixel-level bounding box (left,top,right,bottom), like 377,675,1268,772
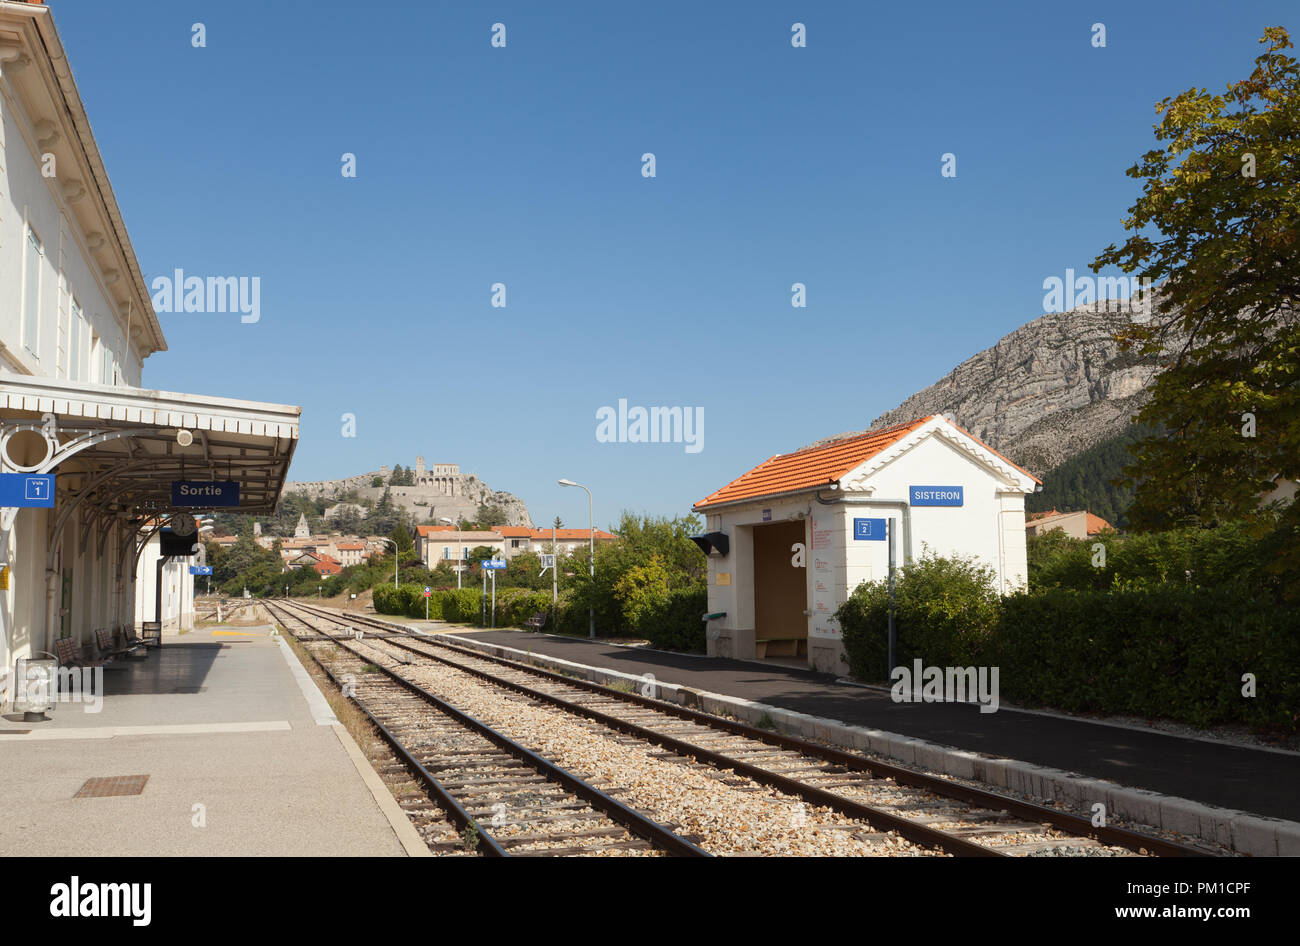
994,586,1300,731
837,552,1000,681
635,585,707,652
439,587,483,625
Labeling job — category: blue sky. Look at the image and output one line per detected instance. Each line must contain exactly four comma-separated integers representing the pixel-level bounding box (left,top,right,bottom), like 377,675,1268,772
52,0,1297,528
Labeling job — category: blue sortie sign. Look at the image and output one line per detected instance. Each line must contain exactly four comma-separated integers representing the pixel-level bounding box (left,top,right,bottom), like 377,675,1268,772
482,560,507,570
910,485,964,507
189,566,213,576
853,517,888,541
0,473,55,508
172,481,240,507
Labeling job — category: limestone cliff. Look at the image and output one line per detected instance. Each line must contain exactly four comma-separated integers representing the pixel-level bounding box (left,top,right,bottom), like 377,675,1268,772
810,301,1181,475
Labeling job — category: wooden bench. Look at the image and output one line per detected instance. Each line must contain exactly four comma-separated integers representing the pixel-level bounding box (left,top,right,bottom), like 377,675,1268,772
755,637,806,659
523,612,547,631
54,636,106,669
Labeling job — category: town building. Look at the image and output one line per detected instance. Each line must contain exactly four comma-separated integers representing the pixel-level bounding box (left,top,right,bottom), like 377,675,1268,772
693,416,1039,675
1025,509,1114,539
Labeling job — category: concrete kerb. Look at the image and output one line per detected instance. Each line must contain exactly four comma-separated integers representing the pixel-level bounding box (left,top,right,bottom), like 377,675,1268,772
446,633,1300,857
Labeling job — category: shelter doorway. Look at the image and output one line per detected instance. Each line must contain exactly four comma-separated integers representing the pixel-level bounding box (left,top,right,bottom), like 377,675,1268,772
752,519,807,659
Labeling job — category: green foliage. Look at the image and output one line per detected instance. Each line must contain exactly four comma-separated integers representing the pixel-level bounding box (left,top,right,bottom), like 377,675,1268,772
839,545,1300,732
1025,425,1154,528
1026,519,1282,597
634,585,707,651
1092,28,1300,550
836,552,1000,681
995,587,1299,731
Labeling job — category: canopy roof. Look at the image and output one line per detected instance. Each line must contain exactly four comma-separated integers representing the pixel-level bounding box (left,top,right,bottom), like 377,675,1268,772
0,373,300,517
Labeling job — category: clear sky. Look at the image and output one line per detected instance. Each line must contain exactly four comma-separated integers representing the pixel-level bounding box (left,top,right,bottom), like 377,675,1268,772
50,0,1297,529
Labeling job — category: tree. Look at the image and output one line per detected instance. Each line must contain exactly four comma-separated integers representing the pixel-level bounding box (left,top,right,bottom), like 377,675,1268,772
1092,28,1299,555
390,522,414,557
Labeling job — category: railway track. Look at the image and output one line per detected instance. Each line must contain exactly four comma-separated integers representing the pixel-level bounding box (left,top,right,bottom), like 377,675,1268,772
277,599,1217,857
265,601,708,857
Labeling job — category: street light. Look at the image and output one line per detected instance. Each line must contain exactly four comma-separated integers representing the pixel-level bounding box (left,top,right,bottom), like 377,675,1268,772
558,478,595,638
378,537,399,589
438,516,461,589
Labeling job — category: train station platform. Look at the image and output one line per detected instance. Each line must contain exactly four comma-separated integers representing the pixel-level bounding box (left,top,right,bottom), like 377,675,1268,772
444,629,1300,851
0,624,425,856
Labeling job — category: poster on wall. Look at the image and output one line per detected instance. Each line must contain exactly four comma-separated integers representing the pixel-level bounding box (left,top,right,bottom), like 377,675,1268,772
809,507,841,639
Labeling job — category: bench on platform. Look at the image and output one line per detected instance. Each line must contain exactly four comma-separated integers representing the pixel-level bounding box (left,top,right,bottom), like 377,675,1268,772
95,627,147,660
754,636,806,659
54,635,107,669
139,620,162,648
122,624,156,653
524,612,547,631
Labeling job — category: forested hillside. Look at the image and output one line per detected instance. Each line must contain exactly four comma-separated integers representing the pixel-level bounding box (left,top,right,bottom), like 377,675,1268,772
1025,424,1154,528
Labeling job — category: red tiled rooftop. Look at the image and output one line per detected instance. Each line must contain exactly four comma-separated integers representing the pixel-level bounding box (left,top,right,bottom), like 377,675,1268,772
695,418,932,509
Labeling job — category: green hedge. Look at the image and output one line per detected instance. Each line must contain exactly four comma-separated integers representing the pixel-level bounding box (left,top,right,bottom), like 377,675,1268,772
636,585,707,651
995,587,1299,730
837,556,1300,732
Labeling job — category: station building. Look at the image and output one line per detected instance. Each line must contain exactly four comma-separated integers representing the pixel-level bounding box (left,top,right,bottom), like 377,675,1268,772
0,1,299,709
693,415,1040,676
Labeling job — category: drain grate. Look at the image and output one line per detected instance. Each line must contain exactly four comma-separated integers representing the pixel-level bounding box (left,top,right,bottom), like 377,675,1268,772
75,775,149,798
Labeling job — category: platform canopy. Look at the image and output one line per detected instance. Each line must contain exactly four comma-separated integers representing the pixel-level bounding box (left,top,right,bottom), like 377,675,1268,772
0,372,300,520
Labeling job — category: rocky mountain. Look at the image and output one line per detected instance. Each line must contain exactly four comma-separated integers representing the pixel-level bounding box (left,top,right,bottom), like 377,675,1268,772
810,300,1181,475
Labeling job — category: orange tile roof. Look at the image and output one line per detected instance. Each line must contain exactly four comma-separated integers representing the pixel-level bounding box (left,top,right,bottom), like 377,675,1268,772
494,527,533,537
414,525,456,537
696,415,1042,510
529,528,618,541
335,543,365,550
695,418,932,509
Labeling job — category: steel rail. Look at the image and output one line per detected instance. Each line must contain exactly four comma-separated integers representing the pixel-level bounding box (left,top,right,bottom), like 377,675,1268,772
293,601,1213,858
265,603,506,856
281,602,1001,856
271,602,710,858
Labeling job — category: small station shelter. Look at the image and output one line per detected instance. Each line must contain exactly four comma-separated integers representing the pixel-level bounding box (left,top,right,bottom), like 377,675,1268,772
692,416,1040,676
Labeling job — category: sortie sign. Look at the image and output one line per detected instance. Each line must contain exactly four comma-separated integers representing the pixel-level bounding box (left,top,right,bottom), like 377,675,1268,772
171,481,240,507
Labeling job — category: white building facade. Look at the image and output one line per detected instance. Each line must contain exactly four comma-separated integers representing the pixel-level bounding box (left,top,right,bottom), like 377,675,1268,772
694,416,1039,676
0,2,299,710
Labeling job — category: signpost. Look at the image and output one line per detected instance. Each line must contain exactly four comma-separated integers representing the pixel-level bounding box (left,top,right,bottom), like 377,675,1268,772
424,585,432,620
480,560,506,627
0,473,55,508
171,481,240,507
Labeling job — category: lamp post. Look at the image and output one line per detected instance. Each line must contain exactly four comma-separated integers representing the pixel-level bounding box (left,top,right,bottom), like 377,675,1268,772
437,516,460,589
558,478,595,638
378,537,399,588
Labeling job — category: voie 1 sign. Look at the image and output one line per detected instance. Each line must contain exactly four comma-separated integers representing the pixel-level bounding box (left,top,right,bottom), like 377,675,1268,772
909,485,963,507
172,481,239,507
0,473,55,508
